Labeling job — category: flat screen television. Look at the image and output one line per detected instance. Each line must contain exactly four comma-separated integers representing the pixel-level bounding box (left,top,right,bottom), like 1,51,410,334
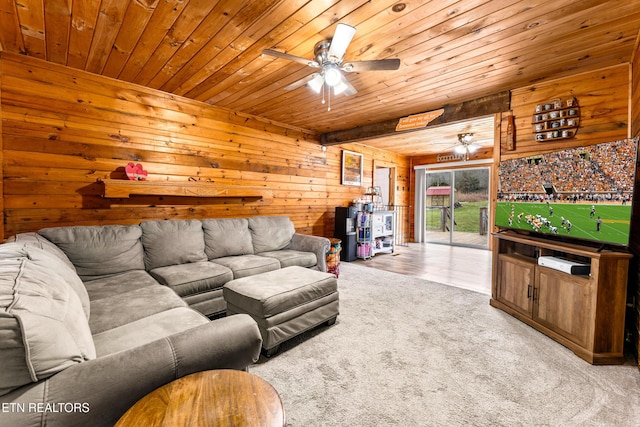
496,138,638,248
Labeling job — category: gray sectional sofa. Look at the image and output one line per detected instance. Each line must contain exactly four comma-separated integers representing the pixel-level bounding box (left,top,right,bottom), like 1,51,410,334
0,216,330,427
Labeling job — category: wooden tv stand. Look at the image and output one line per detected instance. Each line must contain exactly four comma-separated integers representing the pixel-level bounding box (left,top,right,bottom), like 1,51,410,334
490,231,632,365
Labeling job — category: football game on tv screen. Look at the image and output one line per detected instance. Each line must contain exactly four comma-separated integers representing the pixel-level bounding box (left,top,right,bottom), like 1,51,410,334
496,138,638,247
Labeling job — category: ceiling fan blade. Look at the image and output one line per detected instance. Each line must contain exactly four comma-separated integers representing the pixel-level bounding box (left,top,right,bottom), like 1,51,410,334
328,23,356,62
284,73,319,91
262,49,319,68
342,58,401,72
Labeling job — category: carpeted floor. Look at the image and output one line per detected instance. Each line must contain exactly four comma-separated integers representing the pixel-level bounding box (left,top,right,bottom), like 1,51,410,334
250,263,640,426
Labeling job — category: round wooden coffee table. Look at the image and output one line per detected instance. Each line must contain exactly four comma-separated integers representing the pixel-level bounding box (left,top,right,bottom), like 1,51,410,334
115,370,285,427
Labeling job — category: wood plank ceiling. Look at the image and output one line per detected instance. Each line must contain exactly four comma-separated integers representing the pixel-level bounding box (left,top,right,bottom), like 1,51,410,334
1,0,639,156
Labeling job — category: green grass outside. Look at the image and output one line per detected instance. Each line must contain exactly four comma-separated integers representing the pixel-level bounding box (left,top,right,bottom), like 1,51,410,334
426,201,488,233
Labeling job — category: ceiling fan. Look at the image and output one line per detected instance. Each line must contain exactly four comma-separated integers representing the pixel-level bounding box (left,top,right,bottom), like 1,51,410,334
454,133,481,161
262,24,401,110
437,132,483,161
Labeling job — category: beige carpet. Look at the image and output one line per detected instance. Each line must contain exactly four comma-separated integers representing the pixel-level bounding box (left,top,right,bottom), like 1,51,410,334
250,263,640,426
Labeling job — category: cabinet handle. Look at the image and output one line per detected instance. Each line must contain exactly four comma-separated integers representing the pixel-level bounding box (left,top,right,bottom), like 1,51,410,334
532,287,538,301
527,284,532,299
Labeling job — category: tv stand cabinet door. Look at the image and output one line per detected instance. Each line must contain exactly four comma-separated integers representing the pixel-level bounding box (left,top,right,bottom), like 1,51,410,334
496,254,535,317
533,266,591,348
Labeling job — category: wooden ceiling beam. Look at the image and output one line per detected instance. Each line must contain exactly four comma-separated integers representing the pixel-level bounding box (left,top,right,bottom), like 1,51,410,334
320,91,510,145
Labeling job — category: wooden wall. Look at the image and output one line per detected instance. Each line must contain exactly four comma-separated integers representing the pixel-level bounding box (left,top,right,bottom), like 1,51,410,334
0,52,410,240
328,142,412,238
509,64,630,159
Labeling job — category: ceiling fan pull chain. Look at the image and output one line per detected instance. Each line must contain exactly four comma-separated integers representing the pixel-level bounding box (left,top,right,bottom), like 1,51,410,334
322,82,326,105
328,85,332,111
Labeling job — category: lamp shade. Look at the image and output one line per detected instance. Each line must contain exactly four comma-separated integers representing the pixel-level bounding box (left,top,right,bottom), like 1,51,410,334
307,74,324,93
332,79,349,95
455,145,467,155
467,143,480,153
324,65,342,86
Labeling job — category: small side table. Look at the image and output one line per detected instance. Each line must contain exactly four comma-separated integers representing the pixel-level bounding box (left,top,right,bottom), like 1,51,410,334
115,370,285,427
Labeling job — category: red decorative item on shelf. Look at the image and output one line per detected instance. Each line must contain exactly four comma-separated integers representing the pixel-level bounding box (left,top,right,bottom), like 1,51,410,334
125,162,148,180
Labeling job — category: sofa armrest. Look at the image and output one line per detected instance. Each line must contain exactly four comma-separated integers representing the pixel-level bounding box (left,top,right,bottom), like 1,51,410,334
289,233,331,272
0,314,262,427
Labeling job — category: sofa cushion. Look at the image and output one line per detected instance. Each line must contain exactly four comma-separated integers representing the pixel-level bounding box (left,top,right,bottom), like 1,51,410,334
202,218,254,259
258,249,317,269
211,255,280,279
38,225,145,281
83,270,161,302
0,242,90,319
182,289,226,317
248,216,296,253
149,261,233,297
140,219,207,270
92,307,208,356
87,279,187,334
0,255,96,397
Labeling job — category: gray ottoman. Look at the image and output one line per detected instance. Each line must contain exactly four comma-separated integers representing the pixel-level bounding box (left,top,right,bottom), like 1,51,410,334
223,266,339,356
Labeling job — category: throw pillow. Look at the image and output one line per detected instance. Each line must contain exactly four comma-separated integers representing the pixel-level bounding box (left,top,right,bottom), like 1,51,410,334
202,218,254,259
140,219,207,270
38,225,145,281
0,243,90,319
248,216,295,253
6,232,76,271
0,255,96,397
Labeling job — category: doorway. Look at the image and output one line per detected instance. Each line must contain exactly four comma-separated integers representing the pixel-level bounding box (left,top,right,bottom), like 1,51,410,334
423,167,490,248
373,162,396,208
375,167,391,206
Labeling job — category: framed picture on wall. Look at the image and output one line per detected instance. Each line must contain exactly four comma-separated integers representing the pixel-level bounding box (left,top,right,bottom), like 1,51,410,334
341,150,363,186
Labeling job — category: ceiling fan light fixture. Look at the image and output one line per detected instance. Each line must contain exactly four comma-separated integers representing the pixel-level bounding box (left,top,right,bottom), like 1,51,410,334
458,133,474,143
263,24,399,110
324,66,342,86
453,133,480,160
307,74,324,93
332,79,349,95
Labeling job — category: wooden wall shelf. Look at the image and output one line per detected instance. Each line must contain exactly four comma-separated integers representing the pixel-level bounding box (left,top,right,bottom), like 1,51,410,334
98,179,264,199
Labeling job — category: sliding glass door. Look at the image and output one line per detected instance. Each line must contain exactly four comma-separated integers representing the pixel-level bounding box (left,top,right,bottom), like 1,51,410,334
425,171,452,244
424,167,490,247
